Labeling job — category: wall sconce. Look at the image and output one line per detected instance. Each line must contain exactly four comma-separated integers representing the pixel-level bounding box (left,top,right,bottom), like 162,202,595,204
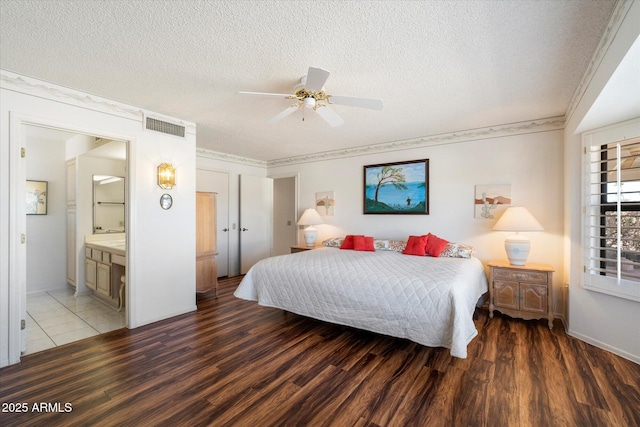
157,163,176,189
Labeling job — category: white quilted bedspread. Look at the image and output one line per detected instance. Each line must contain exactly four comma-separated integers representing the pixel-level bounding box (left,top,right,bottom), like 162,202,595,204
234,247,488,358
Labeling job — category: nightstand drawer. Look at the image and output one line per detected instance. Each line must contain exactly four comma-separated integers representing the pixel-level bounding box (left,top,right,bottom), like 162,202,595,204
493,268,548,283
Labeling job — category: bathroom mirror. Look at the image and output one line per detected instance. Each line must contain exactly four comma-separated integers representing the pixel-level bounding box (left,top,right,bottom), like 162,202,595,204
93,175,125,234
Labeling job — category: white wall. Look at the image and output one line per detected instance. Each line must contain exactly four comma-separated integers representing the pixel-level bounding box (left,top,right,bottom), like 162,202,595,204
26,137,67,293
269,130,565,316
564,1,640,362
1,71,197,367
196,153,268,276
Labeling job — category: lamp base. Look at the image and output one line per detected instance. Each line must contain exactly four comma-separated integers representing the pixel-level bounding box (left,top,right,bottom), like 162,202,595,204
304,226,317,247
504,235,530,266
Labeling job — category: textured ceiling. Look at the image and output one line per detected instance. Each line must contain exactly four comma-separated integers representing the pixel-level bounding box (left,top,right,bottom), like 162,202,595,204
0,0,616,161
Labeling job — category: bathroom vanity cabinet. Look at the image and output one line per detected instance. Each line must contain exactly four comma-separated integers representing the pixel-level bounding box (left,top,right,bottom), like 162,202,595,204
85,237,126,309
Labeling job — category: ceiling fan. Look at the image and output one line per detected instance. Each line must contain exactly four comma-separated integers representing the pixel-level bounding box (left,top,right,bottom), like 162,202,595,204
238,66,383,127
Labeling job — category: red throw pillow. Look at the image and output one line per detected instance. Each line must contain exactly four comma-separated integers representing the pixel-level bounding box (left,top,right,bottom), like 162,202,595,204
354,236,375,251
340,234,363,250
403,235,429,256
425,233,449,257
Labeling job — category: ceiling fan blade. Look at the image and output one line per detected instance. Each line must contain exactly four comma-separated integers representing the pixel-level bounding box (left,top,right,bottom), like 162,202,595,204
305,67,331,92
329,95,383,110
267,104,300,124
238,91,293,99
315,106,344,127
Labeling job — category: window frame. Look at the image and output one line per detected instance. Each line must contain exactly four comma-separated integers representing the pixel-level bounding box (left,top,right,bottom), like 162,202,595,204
582,120,640,302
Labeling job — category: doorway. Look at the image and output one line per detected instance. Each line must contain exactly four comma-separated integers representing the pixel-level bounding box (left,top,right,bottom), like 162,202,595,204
273,176,297,256
196,168,230,277
23,125,128,355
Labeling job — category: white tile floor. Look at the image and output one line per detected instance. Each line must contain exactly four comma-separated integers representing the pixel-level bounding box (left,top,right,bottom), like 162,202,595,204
25,288,126,355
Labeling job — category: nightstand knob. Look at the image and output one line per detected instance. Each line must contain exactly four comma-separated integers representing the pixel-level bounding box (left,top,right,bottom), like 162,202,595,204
512,273,527,279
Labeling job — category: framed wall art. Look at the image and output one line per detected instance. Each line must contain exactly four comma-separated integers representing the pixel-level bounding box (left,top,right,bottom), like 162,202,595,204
315,191,335,216
26,180,48,215
474,184,511,219
363,159,429,214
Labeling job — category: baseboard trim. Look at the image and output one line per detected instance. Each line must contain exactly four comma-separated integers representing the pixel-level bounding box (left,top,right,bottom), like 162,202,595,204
567,329,639,364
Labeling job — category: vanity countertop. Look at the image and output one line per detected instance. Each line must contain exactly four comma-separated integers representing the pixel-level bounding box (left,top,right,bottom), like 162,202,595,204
86,240,126,256
85,234,126,257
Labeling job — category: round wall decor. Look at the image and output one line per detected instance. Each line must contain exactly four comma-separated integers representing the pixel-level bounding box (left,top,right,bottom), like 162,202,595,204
160,193,173,210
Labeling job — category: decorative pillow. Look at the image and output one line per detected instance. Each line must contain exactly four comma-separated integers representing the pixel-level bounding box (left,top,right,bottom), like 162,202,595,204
340,234,364,250
354,236,375,251
425,233,449,257
374,239,390,250
403,235,429,256
322,237,344,248
440,242,474,258
388,240,407,252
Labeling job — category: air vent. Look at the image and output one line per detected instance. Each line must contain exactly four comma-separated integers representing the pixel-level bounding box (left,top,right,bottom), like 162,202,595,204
145,116,185,138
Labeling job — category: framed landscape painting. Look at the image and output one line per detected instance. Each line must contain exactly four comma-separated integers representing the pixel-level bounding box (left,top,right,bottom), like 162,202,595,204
26,180,48,215
363,159,429,214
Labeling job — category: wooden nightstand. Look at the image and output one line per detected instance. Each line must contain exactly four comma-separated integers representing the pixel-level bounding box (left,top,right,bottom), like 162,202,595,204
290,244,323,253
487,260,555,329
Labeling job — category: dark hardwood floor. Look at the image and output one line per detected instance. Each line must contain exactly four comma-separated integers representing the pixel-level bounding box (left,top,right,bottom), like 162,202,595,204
1,276,639,426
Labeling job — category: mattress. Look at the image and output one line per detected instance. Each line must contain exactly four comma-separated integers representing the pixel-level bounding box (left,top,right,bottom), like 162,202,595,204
234,247,488,358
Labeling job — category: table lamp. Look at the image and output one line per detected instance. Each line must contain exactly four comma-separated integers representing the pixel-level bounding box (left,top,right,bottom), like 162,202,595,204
493,206,543,265
297,208,323,247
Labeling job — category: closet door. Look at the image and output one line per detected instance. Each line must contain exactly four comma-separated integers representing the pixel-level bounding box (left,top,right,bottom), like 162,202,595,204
240,175,273,274
196,192,218,294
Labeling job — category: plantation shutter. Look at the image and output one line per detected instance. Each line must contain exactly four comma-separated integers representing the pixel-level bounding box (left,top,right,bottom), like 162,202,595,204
584,134,640,301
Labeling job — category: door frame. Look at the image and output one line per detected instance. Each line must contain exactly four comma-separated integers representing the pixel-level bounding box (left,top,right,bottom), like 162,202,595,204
269,172,299,245
8,111,134,364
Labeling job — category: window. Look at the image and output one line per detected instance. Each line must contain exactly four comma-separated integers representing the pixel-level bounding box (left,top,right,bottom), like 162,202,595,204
584,128,640,302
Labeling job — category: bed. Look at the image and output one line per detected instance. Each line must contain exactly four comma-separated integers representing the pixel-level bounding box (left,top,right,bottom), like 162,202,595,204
234,247,488,358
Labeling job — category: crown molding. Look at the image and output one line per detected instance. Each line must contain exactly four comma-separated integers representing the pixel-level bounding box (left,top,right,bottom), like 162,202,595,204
2,68,566,169
267,116,565,167
196,147,268,168
1,69,197,134
1,70,142,120
565,0,632,124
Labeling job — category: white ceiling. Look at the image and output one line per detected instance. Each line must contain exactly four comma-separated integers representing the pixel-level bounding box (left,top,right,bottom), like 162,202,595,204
0,0,618,162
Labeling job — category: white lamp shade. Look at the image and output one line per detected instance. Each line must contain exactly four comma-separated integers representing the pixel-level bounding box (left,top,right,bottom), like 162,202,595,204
297,208,323,226
492,206,543,232
298,208,323,247
493,206,543,266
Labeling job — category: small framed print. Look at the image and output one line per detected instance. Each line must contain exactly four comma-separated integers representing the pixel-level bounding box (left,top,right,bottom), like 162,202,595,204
26,180,48,215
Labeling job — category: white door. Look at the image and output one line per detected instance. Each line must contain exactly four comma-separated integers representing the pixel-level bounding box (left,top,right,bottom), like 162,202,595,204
196,169,230,277
240,174,273,274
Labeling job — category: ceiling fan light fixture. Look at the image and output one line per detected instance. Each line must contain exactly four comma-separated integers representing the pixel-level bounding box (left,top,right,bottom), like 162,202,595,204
239,66,382,126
